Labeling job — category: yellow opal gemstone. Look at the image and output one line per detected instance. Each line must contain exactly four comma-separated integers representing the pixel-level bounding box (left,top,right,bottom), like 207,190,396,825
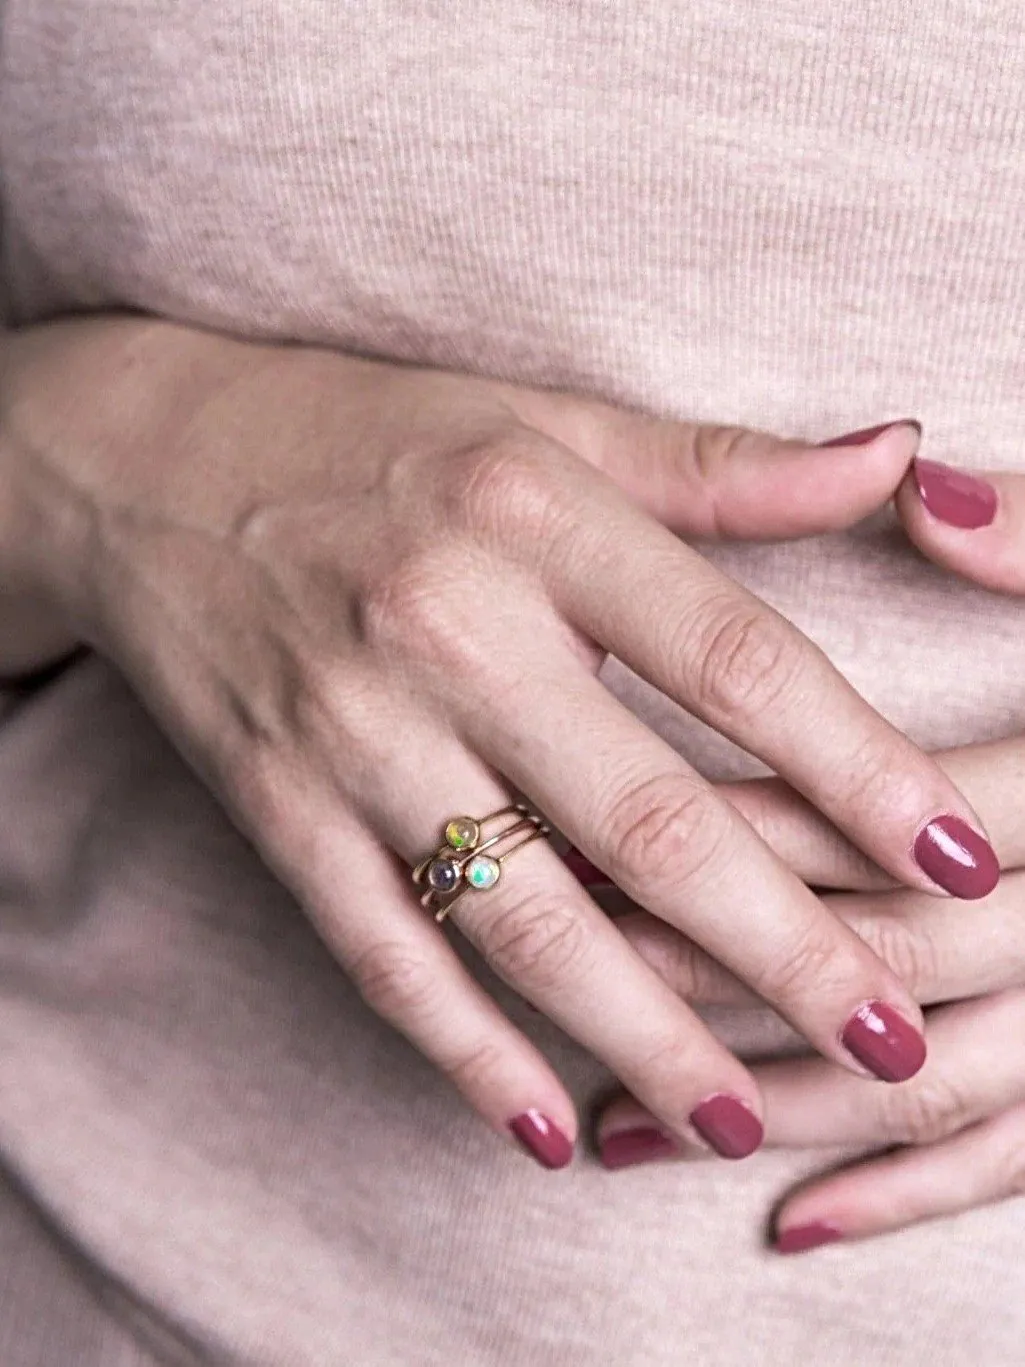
445,817,479,851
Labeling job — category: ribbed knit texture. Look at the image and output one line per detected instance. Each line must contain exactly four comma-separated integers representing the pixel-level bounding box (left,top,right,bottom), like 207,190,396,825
1,3,1025,1364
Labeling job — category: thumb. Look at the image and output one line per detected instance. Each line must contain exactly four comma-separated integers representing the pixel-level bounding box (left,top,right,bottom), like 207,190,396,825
505,387,922,539
894,457,1025,594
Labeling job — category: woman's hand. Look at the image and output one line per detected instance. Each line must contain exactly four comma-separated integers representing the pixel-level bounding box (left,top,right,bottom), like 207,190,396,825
596,460,1025,1244
0,315,993,1167
598,827,1025,1248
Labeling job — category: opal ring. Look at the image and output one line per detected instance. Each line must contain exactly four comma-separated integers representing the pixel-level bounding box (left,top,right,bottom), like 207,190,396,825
412,804,551,924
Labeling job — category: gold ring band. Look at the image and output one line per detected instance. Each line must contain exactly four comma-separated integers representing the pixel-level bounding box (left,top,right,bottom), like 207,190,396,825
412,803,551,924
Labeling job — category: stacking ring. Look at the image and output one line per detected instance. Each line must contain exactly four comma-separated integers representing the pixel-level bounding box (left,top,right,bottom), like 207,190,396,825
412,803,551,924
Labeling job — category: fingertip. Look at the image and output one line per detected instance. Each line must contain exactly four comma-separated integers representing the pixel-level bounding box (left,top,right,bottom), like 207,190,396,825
773,1220,845,1255
894,460,1025,595
840,1000,927,1084
690,1092,765,1159
909,457,998,531
810,416,923,495
760,417,923,537
508,1108,577,1169
696,418,921,541
911,813,1001,901
816,418,921,451
599,1125,681,1170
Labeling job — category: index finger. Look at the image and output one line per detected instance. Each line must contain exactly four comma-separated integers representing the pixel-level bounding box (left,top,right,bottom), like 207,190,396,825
532,450,999,901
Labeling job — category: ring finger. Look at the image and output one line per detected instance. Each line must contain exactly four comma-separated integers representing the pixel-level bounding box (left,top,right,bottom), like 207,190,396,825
384,762,768,1161
457,630,929,1086
303,680,769,1160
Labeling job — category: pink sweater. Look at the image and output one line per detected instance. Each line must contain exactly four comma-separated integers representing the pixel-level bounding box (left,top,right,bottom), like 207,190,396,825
2,1,1024,1362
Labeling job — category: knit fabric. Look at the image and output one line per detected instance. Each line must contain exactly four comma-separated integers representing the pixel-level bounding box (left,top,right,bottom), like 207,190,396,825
1,3,1024,1363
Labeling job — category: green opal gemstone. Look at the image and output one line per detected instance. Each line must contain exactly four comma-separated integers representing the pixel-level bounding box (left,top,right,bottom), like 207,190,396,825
466,855,501,890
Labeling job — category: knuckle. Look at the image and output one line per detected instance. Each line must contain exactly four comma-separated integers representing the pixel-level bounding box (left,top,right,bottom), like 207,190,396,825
477,893,591,993
350,940,439,1023
885,1074,974,1146
630,1031,700,1095
752,921,841,1003
440,1036,508,1097
679,940,737,1003
444,432,574,550
690,424,749,486
601,775,729,892
826,733,925,827
621,914,718,1002
357,545,482,671
860,915,939,1001
661,932,723,1003
691,602,804,723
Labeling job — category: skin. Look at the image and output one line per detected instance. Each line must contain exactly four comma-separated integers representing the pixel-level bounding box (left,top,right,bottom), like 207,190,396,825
0,313,986,1157
596,462,1025,1246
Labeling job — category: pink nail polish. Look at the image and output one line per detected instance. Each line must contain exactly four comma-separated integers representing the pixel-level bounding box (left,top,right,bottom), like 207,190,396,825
817,418,922,449
561,847,613,887
689,1094,764,1159
841,1001,926,1083
600,1127,679,1170
913,814,999,900
775,1222,844,1255
509,1111,574,1169
913,458,997,529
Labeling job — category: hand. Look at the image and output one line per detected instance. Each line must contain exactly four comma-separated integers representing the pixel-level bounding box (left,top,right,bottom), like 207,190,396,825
595,458,1025,1243
0,316,993,1169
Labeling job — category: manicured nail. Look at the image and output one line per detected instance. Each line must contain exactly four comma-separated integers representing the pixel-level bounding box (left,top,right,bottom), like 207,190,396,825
508,1110,574,1169
689,1094,764,1159
561,847,613,887
775,1222,844,1255
841,1001,926,1082
817,418,922,449
600,1127,679,1170
913,457,997,529
913,814,1000,900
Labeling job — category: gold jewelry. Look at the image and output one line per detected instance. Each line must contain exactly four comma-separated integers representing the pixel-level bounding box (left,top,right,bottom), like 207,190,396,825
412,803,550,923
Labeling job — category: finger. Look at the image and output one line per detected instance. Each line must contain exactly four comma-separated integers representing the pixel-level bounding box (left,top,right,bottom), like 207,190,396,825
756,991,1025,1149
226,754,581,1170
506,384,923,540
485,439,999,902
721,735,1025,893
613,867,1025,1015
773,1101,1025,1253
325,696,768,1161
896,460,1025,594
456,627,929,1088
597,991,1025,1169
719,778,894,892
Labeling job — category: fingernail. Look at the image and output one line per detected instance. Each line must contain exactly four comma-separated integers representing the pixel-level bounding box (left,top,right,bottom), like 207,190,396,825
689,1094,764,1159
913,457,997,529
913,814,1000,900
841,1000,926,1082
817,418,922,449
600,1126,679,1170
508,1110,574,1169
561,847,613,887
775,1221,844,1255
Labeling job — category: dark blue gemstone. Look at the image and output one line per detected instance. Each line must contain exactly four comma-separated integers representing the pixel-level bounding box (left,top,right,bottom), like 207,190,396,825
427,858,460,893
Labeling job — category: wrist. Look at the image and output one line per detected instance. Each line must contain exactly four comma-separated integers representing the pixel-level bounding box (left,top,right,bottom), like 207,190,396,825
0,313,252,675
